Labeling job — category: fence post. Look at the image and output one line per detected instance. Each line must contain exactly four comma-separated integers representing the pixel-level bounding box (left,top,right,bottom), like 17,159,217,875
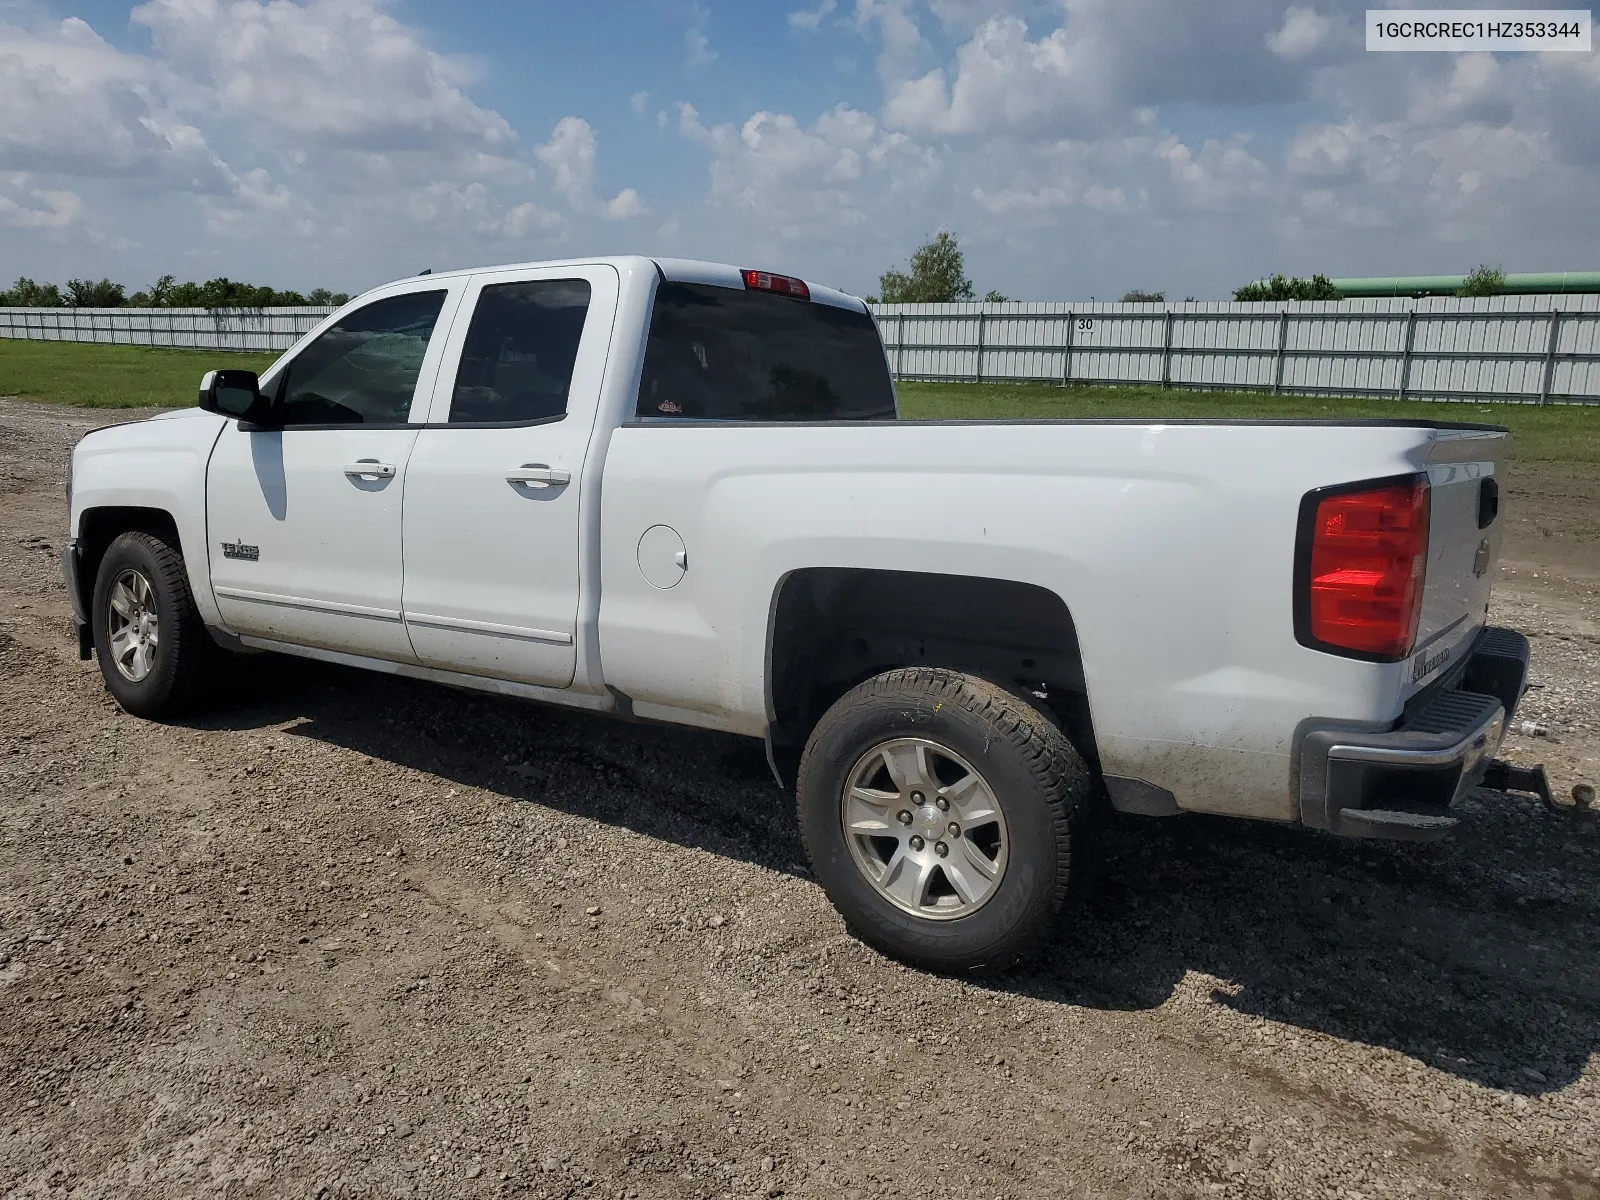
1540,309,1562,405
1397,310,1417,401
974,310,987,383
1061,311,1075,386
1272,311,1289,394
1160,310,1174,388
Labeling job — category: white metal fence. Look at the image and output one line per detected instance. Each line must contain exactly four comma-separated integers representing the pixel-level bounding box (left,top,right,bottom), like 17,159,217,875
0,306,334,352
4,295,1600,404
870,294,1600,405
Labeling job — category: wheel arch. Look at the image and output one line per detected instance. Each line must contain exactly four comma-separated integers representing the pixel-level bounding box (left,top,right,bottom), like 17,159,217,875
764,567,1100,786
75,506,183,621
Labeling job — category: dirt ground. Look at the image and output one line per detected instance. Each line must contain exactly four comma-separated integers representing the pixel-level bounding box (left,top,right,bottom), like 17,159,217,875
1,397,1597,1200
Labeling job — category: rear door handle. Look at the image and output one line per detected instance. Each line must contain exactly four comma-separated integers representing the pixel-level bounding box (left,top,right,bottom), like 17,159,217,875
505,464,571,488
343,460,396,479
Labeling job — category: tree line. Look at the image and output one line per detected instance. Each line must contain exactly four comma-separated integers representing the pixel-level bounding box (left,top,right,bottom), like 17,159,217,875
872,232,1515,304
3,252,1515,310
0,275,350,309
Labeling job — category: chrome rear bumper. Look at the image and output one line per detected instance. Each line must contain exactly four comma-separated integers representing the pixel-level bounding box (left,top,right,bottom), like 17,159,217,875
1297,626,1531,841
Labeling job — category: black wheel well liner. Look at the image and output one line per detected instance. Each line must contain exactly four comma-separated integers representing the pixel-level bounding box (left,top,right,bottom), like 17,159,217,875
764,567,1099,771
75,506,183,613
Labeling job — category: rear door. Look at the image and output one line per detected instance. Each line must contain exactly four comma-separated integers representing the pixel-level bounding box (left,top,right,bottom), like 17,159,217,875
400,264,619,686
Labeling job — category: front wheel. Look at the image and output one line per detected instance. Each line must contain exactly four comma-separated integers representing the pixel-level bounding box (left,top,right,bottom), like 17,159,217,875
796,667,1094,975
90,530,215,718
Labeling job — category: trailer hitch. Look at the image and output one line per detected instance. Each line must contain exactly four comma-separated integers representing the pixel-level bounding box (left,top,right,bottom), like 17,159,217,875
1481,759,1557,811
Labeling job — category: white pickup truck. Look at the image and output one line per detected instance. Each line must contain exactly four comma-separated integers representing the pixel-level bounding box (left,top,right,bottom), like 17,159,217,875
63,255,1537,973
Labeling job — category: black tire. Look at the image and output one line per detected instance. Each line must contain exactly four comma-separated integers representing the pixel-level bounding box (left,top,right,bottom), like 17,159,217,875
797,667,1094,975
90,530,214,719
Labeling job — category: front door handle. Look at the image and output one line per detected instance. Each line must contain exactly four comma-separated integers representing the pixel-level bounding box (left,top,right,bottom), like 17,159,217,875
343,460,396,480
505,464,571,488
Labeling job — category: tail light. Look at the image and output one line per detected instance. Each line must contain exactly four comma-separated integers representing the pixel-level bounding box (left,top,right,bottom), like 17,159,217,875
1295,475,1430,660
741,269,809,300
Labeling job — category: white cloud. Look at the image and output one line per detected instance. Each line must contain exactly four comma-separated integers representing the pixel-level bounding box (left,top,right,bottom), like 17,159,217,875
883,15,1075,136
4,0,1599,303
1286,121,1400,183
1266,6,1333,59
0,184,84,230
678,102,716,146
789,0,837,31
0,2,647,289
536,116,648,219
606,187,647,220
0,18,175,176
132,0,514,150
685,4,716,68
854,0,928,90
678,100,937,244
536,116,597,205
501,200,565,239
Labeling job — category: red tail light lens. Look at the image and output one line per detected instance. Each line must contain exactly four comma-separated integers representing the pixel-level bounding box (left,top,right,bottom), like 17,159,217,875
741,269,810,300
1297,477,1430,660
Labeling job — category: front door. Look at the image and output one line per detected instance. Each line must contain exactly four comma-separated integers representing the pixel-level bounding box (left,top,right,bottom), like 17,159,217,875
401,265,618,686
207,284,458,661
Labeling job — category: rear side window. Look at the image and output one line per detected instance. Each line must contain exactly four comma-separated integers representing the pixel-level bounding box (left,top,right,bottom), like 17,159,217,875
637,282,895,422
450,279,592,424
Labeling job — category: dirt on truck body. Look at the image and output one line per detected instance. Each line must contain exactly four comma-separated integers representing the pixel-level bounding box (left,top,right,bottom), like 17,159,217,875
1,396,1598,1200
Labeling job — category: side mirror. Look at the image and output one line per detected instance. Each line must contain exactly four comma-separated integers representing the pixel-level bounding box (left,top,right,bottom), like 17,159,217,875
198,369,272,424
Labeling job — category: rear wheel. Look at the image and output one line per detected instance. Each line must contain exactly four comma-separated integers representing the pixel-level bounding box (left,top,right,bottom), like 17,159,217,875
797,667,1094,975
91,530,215,718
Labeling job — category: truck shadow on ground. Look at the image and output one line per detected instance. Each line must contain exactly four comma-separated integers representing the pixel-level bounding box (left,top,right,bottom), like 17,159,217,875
198,654,1600,1098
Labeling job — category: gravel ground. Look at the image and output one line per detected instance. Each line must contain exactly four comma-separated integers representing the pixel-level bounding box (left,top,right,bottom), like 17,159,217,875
1,397,1597,1200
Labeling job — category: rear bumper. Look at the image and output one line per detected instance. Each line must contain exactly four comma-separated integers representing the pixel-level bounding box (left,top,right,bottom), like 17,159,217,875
1297,626,1530,840
62,537,92,660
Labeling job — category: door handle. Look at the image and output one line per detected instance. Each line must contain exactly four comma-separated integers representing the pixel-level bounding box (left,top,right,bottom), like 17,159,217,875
505,464,571,488
343,460,396,480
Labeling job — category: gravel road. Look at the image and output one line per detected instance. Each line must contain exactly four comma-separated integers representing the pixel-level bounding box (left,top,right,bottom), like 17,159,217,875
1,397,1597,1200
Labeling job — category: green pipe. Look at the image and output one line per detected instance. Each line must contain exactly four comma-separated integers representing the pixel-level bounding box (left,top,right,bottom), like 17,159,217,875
1329,271,1600,297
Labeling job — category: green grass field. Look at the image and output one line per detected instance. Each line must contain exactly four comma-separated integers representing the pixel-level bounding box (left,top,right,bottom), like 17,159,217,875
898,382,1598,464
3,339,1595,464
0,340,278,410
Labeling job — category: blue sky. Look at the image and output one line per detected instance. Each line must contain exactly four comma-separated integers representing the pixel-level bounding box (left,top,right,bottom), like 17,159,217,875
1,0,1596,300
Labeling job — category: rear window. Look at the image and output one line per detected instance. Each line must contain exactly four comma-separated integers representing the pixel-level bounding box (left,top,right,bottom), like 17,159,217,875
636,282,895,422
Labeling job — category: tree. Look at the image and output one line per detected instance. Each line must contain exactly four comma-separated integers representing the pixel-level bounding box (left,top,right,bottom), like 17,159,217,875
1121,289,1165,303
1458,264,1506,298
1233,273,1341,301
65,278,126,308
877,232,974,303
0,277,65,306
983,289,1007,303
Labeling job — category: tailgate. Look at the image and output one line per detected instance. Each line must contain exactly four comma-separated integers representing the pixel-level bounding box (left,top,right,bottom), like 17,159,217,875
1405,428,1509,699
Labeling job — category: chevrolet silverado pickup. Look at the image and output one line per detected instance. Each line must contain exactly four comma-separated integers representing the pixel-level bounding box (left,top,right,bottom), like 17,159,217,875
62,256,1535,973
